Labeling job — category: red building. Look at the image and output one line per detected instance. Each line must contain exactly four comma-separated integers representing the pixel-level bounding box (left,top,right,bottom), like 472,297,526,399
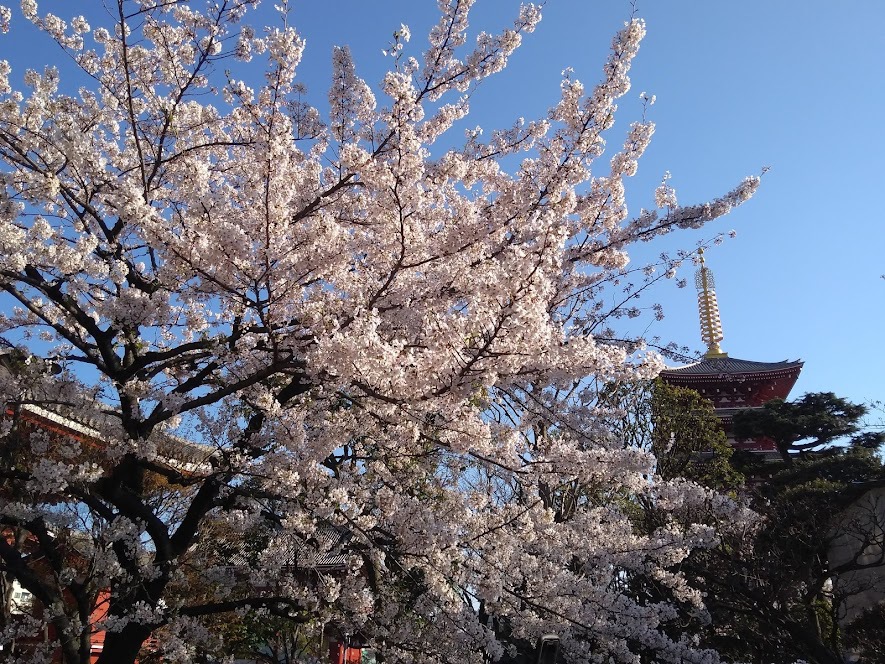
329,641,365,664
658,249,802,456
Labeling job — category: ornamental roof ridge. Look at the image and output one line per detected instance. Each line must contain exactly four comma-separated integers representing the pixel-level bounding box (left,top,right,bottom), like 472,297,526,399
11,401,214,468
660,356,804,376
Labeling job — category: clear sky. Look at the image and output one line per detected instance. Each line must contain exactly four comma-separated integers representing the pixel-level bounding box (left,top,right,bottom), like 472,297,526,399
2,1,884,409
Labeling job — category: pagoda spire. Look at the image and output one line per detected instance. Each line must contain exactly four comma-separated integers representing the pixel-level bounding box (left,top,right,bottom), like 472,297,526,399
695,248,727,359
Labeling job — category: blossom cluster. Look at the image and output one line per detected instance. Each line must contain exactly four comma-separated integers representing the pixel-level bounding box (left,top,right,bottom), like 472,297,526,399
0,2,759,663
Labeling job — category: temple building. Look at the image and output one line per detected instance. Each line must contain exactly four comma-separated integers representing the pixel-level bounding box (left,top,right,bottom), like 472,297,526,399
658,249,803,456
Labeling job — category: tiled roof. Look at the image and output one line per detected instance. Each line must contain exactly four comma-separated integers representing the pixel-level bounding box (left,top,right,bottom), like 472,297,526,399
219,524,351,571
661,356,803,376
1,349,213,470
16,403,214,472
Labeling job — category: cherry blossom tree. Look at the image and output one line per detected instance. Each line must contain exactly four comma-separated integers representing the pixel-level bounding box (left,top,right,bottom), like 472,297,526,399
0,1,761,662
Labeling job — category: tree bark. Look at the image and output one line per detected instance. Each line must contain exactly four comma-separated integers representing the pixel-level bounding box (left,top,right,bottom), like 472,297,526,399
95,622,154,664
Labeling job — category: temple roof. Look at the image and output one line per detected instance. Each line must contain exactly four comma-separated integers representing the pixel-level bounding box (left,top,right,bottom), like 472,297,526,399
220,524,351,571
661,356,803,376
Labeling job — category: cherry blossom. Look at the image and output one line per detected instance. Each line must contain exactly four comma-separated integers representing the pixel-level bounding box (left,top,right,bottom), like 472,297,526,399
0,2,759,663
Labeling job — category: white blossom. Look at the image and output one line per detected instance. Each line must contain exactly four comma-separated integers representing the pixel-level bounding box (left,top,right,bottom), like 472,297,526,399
0,3,759,663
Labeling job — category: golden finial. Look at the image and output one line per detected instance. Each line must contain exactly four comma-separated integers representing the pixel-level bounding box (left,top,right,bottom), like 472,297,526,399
695,249,727,359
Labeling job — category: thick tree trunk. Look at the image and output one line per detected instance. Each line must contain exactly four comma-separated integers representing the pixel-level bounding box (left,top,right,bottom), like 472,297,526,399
95,623,154,664
790,621,842,664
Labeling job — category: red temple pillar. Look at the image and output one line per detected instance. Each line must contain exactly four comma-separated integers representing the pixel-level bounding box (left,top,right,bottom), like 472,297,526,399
329,641,362,664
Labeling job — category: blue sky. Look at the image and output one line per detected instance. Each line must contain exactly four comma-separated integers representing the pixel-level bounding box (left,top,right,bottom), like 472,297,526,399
2,1,883,410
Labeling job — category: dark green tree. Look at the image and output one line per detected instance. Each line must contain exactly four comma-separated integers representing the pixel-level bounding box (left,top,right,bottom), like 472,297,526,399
689,393,885,664
650,379,743,490
733,392,884,464
842,603,885,663
598,378,742,490
688,446,885,664
596,383,885,663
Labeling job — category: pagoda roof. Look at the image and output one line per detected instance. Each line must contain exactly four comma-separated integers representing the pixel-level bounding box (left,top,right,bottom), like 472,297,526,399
206,523,351,571
660,356,803,377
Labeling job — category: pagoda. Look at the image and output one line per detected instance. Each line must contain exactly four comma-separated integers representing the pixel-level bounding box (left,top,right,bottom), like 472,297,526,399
658,249,803,455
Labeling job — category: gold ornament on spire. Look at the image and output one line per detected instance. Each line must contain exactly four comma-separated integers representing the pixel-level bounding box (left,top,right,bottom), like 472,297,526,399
695,249,727,359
